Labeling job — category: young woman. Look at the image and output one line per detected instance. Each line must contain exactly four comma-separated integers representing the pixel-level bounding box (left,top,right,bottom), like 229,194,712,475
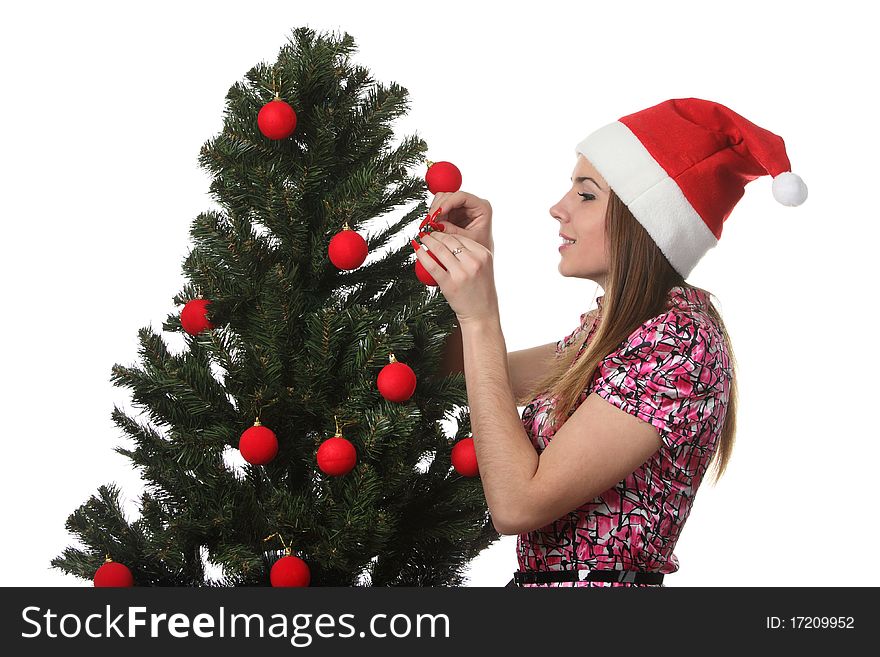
415,97,807,587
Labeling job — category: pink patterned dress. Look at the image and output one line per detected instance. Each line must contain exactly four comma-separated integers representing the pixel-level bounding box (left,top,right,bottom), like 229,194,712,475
515,285,732,587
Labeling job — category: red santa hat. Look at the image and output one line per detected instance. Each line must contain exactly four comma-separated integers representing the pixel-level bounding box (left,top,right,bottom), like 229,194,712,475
576,97,807,279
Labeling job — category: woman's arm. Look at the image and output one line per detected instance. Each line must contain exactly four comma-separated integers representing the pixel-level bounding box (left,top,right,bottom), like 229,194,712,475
460,317,539,533
441,323,557,407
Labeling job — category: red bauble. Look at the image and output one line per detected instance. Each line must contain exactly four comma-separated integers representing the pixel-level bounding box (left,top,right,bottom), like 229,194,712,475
316,435,357,476
94,559,134,587
414,259,438,286
425,161,462,194
328,227,369,270
377,358,417,403
180,298,215,335
239,420,278,465
257,97,298,140
270,554,311,587
451,437,479,477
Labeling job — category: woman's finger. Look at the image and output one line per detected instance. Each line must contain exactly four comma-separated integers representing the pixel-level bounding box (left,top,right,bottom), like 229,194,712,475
429,191,465,217
415,238,451,283
428,192,452,216
435,220,458,234
421,232,473,269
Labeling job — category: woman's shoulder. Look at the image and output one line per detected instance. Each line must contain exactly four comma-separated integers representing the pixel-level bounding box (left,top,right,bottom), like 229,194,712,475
605,307,729,388
625,306,721,349
593,307,730,451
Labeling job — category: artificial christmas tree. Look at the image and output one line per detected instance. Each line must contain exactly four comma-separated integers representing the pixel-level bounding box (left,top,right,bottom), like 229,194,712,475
51,26,496,587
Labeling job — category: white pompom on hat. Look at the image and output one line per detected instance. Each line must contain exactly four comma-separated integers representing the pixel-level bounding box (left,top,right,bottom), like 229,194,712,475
771,171,808,206
576,97,807,279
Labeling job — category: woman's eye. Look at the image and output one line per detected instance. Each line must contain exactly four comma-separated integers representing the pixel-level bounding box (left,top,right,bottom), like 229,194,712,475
578,193,595,201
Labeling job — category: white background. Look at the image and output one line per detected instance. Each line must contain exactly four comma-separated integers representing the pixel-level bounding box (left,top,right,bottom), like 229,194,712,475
1,0,876,587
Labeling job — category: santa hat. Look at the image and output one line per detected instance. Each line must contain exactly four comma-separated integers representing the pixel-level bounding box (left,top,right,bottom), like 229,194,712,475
576,97,807,279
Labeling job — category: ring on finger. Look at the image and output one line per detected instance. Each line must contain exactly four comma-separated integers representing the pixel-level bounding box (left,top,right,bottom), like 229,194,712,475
423,232,465,258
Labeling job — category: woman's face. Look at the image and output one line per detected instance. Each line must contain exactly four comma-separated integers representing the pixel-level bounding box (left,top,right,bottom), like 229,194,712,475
549,154,610,287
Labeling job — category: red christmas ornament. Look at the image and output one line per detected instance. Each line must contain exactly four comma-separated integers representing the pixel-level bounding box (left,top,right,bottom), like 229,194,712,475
239,417,278,465
180,298,215,335
270,552,311,587
93,556,134,587
257,96,298,140
414,256,438,286
451,437,479,477
425,160,462,193
317,435,357,476
377,354,417,403
328,223,369,270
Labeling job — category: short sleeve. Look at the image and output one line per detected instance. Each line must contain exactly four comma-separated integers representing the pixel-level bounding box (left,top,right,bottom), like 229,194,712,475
590,314,727,451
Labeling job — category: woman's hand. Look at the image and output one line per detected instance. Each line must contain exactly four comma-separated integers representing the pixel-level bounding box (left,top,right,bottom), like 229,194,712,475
414,230,500,326
428,191,494,255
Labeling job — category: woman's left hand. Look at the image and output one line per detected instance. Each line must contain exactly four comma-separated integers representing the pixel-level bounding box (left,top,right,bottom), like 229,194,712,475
414,231,500,326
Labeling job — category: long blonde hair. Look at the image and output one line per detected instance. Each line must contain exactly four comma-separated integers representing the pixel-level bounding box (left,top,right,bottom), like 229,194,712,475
519,190,738,484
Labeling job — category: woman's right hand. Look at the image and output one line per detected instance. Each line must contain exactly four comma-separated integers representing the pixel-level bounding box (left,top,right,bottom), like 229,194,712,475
427,191,494,254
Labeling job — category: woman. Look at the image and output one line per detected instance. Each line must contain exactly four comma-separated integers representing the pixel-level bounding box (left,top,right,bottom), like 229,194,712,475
415,97,807,587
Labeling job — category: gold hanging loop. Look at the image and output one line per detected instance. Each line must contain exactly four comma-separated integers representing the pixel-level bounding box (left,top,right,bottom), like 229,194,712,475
263,532,289,553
